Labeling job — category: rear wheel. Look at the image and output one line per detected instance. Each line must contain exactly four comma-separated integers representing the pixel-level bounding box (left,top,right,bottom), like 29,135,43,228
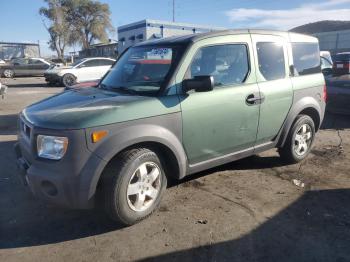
102,148,167,225
279,115,315,164
3,69,14,78
62,73,76,88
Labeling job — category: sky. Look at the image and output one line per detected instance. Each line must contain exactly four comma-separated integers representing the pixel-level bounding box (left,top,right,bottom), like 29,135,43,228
0,0,349,56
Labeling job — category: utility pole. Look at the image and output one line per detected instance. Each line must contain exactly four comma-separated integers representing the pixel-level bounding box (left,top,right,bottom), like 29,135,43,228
172,0,175,22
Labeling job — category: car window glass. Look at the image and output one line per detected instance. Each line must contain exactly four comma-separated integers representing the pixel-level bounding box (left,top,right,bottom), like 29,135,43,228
12,58,28,65
335,53,350,61
256,42,286,81
321,57,332,68
29,59,44,65
99,59,114,66
186,44,250,87
81,60,100,67
292,43,321,76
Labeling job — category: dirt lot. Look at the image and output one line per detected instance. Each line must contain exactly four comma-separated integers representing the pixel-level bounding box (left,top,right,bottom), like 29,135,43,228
1,77,350,262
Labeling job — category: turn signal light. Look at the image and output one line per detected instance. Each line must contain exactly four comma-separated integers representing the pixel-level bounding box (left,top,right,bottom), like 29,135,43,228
91,130,108,143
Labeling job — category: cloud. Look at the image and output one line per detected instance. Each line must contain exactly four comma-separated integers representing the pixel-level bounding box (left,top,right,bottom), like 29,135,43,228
225,0,350,30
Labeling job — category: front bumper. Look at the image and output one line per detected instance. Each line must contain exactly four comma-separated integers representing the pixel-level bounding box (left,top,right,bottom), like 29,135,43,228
44,73,61,83
14,116,107,209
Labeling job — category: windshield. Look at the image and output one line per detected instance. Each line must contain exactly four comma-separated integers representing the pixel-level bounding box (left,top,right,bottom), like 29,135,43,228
100,46,177,94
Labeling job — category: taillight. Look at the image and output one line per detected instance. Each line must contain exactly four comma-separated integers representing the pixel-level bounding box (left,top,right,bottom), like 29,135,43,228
323,84,327,102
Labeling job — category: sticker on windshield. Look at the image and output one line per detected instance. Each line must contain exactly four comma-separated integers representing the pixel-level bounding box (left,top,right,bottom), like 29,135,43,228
150,48,170,56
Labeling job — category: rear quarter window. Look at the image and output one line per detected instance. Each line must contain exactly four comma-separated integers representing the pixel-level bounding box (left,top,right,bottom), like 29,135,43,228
292,43,321,76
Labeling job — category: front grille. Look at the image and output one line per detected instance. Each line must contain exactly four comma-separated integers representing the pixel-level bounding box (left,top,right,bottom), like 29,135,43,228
21,120,31,139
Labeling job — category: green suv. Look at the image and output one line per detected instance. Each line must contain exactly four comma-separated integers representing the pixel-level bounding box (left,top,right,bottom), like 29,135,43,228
15,30,326,225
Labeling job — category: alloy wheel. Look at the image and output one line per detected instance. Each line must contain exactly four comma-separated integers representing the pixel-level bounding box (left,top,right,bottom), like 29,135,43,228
3,69,14,78
126,162,161,212
293,124,313,156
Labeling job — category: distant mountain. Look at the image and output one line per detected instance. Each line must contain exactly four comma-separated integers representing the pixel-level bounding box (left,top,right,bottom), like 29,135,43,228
290,20,350,34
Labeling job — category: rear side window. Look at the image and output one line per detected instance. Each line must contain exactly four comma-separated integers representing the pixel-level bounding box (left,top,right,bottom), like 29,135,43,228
292,43,321,76
256,42,286,81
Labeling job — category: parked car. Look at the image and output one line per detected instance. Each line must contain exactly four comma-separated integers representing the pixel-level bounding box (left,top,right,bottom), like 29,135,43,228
320,51,333,64
326,75,350,114
0,58,51,78
15,30,326,226
44,57,115,87
0,59,6,64
333,52,350,75
321,55,333,76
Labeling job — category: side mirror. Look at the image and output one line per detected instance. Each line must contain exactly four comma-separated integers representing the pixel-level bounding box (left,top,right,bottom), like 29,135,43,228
183,75,214,93
78,64,86,68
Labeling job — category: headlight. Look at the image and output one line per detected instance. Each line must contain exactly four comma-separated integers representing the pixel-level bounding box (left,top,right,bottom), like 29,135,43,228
37,135,68,160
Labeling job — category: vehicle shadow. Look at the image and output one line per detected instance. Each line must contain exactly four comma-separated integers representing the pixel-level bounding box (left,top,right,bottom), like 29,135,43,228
0,140,123,249
321,111,350,130
139,188,350,262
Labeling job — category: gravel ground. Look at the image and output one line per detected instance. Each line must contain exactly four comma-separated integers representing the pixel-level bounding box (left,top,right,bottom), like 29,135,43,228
0,77,350,262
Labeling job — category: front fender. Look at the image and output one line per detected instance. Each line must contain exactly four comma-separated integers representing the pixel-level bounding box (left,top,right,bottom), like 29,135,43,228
85,113,187,197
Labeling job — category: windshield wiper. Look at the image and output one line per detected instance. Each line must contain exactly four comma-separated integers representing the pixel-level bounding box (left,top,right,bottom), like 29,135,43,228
116,86,140,95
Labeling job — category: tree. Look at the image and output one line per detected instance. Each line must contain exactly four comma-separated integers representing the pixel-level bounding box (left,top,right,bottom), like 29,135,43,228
66,0,115,50
39,0,76,60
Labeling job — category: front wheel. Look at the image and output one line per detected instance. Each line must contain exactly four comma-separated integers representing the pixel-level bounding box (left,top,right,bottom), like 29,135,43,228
279,115,315,164
62,73,76,88
102,148,167,225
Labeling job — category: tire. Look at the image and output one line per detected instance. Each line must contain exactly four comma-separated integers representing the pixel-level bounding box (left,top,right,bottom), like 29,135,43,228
279,114,316,164
3,69,14,78
62,73,76,88
102,148,167,226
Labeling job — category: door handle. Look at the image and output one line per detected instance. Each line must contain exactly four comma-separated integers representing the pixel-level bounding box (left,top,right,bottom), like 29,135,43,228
246,93,265,105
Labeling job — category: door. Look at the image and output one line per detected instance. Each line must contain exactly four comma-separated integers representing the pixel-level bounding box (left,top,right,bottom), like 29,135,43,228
98,59,114,78
178,36,260,164
75,59,100,82
28,58,50,75
12,58,29,76
250,34,293,145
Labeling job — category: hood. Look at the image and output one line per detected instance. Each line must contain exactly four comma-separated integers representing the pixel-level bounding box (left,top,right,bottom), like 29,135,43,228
23,87,180,129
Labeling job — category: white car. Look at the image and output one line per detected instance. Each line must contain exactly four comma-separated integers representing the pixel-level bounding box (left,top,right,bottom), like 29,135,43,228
44,57,115,87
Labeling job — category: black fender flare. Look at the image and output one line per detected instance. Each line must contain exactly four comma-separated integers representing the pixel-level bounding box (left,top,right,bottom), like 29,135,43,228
86,123,188,199
278,96,323,147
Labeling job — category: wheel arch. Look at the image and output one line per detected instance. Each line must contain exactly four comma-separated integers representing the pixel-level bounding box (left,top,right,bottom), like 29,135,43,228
278,97,323,147
88,124,188,200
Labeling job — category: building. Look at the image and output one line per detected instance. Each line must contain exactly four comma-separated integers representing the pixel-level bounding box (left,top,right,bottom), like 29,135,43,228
0,42,40,60
79,41,118,58
117,19,224,54
313,30,350,55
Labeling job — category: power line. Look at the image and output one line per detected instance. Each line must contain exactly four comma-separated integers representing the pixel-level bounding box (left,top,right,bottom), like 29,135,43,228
172,0,175,22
